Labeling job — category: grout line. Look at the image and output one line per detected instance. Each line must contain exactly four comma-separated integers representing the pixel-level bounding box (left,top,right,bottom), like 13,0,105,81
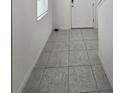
90,65,100,92
36,29,102,93
43,49,99,53
80,29,88,50
67,29,70,93
83,39,98,41
87,50,100,92
97,65,113,91
81,29,100,92
81,29,112,93
36,68,46,93
34,64,102,69
79,90,99,93
87,43,99,92
36,31,56,93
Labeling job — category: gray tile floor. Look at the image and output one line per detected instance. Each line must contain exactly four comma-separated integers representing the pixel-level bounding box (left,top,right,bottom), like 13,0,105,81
22,29,113,93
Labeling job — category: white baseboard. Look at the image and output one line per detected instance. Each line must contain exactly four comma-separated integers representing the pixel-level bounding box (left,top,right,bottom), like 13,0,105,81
17,30,52,93
17,62,36,93
17,48,42,93
99,54,113,88
72,27,94,29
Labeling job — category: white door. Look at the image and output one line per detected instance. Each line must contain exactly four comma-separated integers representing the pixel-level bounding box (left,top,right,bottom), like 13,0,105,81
72,0,94,28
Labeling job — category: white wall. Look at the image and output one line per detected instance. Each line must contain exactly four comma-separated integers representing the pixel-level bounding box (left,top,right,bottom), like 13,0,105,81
93,0,98,29
53,0,71,29
12,0,53,93
98,0,113,87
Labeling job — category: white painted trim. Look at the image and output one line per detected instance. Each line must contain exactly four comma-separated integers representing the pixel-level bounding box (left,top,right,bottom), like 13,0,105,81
37,11,48,21
55,27,71,30
58,28,71,31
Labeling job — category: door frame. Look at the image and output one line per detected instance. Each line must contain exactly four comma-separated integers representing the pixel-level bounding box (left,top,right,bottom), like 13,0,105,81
70,0,95,29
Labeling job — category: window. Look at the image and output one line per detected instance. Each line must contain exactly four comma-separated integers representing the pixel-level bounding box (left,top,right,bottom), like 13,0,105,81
37,0,48,20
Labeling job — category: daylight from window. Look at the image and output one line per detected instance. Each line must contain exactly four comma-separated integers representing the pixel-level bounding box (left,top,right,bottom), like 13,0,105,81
37,0,48,20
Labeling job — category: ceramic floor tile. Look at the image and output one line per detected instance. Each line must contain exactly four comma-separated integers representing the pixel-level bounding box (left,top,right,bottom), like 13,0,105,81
35,52,50,68
69,41,86,50
47,51,68,67
99,91,113,93
70,29,81,35
81,92,98,93
88,50,101,65
85,40,98,50
22,69,44,93
80,29,93,32
92,65,103,71
69,50,90,66
82,30,97,34
92,65,112,91
43,42,56,52
70,33,83,41
78,92,98,93
83,31,98,40
69,66,97,93
56,34,69,42
56,30,69,35
53,41,68,51
23,29,112,93
48,32,58,42
38,68,68,93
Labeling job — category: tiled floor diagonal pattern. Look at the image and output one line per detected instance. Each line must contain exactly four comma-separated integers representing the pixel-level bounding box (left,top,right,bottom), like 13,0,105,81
22,29,113,93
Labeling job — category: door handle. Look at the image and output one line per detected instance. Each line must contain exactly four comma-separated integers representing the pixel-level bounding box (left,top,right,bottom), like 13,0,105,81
72,0,74,4
72,0,74,7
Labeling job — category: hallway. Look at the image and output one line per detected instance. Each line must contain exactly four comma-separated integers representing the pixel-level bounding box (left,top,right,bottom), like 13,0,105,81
22,29,112,93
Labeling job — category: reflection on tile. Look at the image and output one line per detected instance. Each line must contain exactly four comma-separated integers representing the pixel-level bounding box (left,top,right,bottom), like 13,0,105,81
88,50,101,65
69,66,97,93
22,69,44,93
85,40,98,50
48,51,68,67
38,68,68,93
69,50,90,66
69,41,86,50
93,65,112,91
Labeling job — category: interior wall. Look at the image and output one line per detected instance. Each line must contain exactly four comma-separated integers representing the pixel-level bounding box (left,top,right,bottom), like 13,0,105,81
53,0,71,29
93,0,98,29
12,0,53,93
98,0,113,87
